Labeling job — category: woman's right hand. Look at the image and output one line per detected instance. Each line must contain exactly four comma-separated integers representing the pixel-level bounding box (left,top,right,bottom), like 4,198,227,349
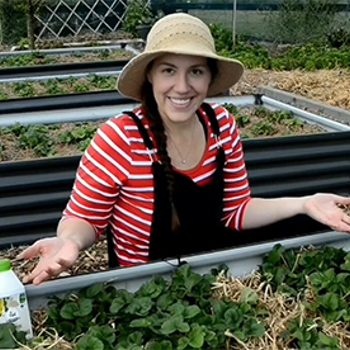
18,237,80,286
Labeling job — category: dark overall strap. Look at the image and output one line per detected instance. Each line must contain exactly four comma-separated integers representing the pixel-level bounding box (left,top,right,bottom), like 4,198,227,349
107,110,156,268
123,111,155,150
200,102,221,139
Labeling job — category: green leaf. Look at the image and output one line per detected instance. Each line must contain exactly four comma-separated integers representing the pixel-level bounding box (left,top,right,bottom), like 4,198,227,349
177,337,189,350
110,290,133,314
137,278,166,299
60,302,78,320
160,315,189,335
183,305,201,319
160,317,177,335
160,340,173,350
110,297,126,314
59,298,92,319
125,297,153,316
274,267,288,285
85,283,104,298
239,288,259,304
75,298,93,317
168,302,185,315
177,321,190,333
224,307,243,329
76,335,104,350
233,330,246,341
88,325,116,345
129,318,152,328
127,331,143,346
211,299,229,319
0,323,17,349
188,327,205,348
156,292,174,310
318,332,337,346
58,321,78,341
239,303,251,314
184,273,202,292
145,340,172,350
244,319,265,338
128,346,143,350
205,330,219,348
317,293,339,311
267,244,285,264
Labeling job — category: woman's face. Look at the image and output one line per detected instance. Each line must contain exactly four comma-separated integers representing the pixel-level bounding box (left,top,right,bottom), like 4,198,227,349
147,53,212,125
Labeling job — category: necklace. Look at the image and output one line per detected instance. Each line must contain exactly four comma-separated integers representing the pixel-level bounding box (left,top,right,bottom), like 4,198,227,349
168,118,196,164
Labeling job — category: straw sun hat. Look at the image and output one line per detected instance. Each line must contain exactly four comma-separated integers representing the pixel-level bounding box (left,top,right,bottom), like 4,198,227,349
117,13,244,101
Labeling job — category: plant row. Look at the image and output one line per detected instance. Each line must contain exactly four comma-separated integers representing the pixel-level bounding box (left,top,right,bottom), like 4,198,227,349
0,76,116,99
0,50,131,68
211,24,350,71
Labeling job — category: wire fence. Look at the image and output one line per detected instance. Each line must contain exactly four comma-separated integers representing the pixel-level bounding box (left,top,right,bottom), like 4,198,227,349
0,0,349,46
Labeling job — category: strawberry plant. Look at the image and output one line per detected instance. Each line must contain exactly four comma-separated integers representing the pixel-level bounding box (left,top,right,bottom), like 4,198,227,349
86,75,117,89
11,81,35,97
59,124,98,151
260,244,350,326
251,122,275,136
44,264,266,350
42,80,66,95
235,114,251,128
74,82,90,93
16,125,54,157
286,318,340,350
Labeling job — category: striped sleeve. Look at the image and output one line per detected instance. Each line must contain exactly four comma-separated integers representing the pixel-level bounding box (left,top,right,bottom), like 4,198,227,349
220,108,252,231
62,116,132,237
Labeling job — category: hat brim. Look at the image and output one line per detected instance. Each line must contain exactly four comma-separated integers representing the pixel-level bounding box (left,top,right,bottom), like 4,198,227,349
116,48,244,101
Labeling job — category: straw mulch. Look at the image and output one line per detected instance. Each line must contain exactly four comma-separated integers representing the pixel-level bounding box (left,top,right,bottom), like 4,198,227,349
233,69,350,111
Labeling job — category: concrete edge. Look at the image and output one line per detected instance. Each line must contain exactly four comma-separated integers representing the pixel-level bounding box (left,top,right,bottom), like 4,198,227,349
2,39,144,58
257,85,350,125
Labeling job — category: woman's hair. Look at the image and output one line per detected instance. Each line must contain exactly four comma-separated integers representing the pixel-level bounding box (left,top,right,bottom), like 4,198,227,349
140,58,218,232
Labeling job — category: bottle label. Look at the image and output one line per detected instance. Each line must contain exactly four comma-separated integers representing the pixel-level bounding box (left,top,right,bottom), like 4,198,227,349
0,293,33,340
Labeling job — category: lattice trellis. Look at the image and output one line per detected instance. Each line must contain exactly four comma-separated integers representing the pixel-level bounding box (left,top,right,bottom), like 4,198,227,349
34,0,150,41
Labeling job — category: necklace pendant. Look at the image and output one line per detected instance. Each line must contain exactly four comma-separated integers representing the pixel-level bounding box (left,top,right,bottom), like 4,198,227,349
181,159,186,164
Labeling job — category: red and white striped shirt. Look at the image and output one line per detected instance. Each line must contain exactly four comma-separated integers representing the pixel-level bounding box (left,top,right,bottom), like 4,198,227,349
62,103,252,266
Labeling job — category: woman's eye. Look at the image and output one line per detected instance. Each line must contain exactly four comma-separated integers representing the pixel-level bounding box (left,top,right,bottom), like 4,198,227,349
191,69,203,75
162,68,174,74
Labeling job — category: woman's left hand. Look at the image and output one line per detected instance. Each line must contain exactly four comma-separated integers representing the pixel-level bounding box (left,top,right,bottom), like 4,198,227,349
303,193,350,233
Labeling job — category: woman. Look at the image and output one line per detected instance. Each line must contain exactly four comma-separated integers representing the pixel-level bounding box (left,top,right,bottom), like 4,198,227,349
19,13,350,285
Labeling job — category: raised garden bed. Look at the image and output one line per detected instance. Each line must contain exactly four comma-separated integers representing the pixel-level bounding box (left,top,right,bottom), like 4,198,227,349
0,76,118,99
4,243,350,349
0,50,134,68
0,105,325,162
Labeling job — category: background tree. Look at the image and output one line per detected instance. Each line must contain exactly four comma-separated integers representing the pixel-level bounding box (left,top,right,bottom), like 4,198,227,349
0,0,45,49
17,0,46,50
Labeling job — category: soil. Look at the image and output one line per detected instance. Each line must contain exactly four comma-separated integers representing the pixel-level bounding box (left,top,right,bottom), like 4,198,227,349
1,238,109,283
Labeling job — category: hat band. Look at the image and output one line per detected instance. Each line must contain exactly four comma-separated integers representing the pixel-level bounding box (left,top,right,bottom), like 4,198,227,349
147,30,215,53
